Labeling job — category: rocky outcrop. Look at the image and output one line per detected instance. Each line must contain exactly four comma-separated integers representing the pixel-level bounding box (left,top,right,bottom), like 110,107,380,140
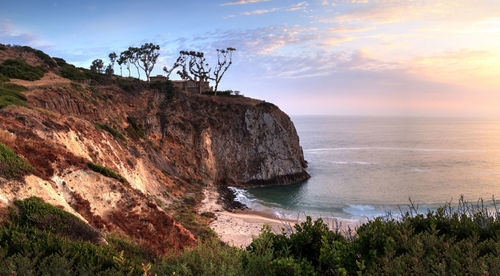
152,91,309,187
0,45,309,254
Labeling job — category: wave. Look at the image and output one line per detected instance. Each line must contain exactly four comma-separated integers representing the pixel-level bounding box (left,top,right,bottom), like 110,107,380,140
329,161,373,165
305,147,485,153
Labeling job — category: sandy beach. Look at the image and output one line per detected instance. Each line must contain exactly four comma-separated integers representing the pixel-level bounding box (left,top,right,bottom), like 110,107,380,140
199,187,362,248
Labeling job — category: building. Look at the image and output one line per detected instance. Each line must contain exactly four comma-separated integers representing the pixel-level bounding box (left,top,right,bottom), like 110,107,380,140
150,75,212,94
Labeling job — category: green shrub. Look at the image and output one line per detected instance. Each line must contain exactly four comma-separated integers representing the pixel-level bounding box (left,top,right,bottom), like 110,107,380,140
52,57,67,67
0,44,6,51
59,64,87,81
0,73,8,83
2,83,27,92
0,142,33,178
11,197,102,244
153,237,244,276
87,161,127,184
0,59,47,81
126,116,145,140
21,46,57,67
95,122,126,141
0,86,29,109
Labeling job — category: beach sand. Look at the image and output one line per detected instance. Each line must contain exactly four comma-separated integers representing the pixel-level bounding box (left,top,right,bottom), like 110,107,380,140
199,186,362,248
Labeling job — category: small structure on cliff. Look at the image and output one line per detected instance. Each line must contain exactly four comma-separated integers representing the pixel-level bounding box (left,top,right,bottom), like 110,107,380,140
150,75,212,94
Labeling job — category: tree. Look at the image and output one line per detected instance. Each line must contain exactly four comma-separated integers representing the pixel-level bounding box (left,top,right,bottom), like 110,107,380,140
108,52,117,74
162,55,186,80
128,47,141,79
212,47,236,95
119,50,131,77
136,43,160,82
105,64,114,76
90,59,104,74
178,50,212,93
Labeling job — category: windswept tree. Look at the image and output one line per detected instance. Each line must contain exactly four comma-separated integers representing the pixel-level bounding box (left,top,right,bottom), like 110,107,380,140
136,43,160,82
178,50,212,93
119,50,132,77
212,47,236,94
90,59,104,74
162,55,186,80
108,52,117,74
128,47,141,79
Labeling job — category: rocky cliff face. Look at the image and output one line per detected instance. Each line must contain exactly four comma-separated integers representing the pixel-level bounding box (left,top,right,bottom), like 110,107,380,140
0,45,308,254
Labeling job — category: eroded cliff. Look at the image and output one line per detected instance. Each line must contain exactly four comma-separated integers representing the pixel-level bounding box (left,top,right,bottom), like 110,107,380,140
0,45,308,253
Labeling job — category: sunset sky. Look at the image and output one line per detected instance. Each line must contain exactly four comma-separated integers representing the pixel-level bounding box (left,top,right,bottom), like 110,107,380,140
1,0,500,116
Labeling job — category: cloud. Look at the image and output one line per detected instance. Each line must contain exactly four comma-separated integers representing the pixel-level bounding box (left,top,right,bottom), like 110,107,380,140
327,26,374,32
220,0,270,6
241,1,309,16
0,20,51,48
330,0,500,24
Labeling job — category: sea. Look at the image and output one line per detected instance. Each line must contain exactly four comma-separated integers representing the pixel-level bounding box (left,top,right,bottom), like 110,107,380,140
231,116,500,222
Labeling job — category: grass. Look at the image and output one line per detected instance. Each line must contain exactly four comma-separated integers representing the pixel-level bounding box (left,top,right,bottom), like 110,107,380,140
0,87,29,109
0,142,34,179
2,83,28,92
87,161,127,185
95,122,126,141
0,59,47,81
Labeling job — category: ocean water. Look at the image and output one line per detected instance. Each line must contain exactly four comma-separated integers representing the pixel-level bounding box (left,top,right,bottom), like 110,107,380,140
232,116,500,221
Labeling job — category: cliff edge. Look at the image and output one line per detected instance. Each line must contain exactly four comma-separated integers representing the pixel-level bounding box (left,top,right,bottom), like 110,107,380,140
0,45,309,253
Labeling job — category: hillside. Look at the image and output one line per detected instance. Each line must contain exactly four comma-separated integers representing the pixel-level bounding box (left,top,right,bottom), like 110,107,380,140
0,45,309,254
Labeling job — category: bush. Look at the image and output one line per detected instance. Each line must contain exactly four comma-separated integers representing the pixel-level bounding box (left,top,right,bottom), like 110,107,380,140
87,161,127,185
0,142,33,178
0,73,8,83
202,90,242,97
0,59,47,81
0,44,6,51
0,86,29,109
2,83,27,92
245,203,500,275
126,116,145,140
0,200,136,275
95,122,126,141
52,57,67,67
21,46,57,67
59,64,87,81
11,197,102,244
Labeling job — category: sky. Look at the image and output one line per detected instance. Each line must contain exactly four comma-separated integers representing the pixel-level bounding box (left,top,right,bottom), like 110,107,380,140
1,0,500,117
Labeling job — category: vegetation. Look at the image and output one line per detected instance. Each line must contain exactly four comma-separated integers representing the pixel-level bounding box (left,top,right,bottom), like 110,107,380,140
2,83,28,92
0,197,139,275
202,90,242,97
95,122,126,141
87,161,128,185
212,48,236,93
1,196,499,275
0,73,8,83
53,57,68,67
21,45,57,67
59,64,87,81
126,116,146,140
0,59,47,81
90,59,105,74
0,142,33,178
0,86,29,109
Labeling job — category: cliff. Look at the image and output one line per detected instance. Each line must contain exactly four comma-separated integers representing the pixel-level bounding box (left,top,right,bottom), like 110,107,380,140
0,45,309,253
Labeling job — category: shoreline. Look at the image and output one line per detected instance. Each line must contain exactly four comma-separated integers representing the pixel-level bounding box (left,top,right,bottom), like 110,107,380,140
199,186,362,248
